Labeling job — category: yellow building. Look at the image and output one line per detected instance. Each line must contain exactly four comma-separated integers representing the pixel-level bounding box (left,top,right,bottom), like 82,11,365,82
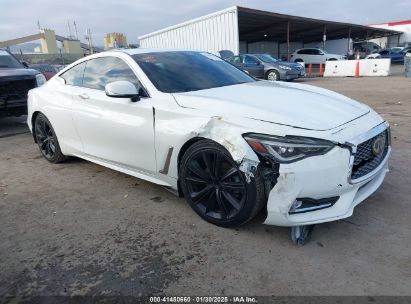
40,29,58,54
62,39,82,54
104,33,128,49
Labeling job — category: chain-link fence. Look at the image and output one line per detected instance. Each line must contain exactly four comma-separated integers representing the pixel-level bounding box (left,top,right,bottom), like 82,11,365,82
13,53,85,66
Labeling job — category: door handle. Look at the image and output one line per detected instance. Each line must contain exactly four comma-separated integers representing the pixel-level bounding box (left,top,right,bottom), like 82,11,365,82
79,93,89,100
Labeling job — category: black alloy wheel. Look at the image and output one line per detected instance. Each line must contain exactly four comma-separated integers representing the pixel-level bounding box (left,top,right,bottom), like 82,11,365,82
34,113,66,163
179,140,265,227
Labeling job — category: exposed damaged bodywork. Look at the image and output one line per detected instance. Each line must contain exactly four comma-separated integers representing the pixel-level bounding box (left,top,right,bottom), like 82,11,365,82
197,117,260,182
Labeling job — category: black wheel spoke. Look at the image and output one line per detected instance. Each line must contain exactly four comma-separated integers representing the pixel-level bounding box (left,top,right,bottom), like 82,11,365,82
40,139,48,150
183,147,247,223
201,152,213,178
35,123,46,139
188,161,209,181
222,190,242,211
49,140,56,153
213,153,222,178
205,191,217,213
220,167,237,182
220,181,244,190
191,185,213,203
35,117,56,159
185,176,208,184
216,190,229,218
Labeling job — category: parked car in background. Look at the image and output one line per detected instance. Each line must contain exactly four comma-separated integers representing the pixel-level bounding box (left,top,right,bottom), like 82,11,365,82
352,42,381,59
29,64,58,80
27,49,390,243
400,46,411,56
52,65,66,72
390,47,404,54
366,49,405,63
0,49,46,117
228,54,305,81
290,48,346,64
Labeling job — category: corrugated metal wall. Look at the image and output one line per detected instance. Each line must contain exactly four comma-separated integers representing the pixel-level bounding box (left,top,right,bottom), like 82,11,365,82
139,7,239,55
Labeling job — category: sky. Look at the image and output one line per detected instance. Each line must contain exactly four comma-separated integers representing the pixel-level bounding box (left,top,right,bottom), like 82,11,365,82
0,0,410,46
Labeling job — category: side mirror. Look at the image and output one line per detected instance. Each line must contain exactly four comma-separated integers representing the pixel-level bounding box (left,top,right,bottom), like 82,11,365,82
105,81,140,102
21,61,29,68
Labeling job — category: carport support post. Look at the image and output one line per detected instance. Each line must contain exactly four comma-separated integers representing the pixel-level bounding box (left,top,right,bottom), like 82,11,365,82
286,21,290,61
365,30,369,55
347,27,351,56
323,25,327,49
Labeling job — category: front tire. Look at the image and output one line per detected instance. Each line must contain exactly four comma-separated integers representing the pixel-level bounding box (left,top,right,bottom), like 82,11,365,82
266,70,280,81
179,140,265,227
34,113,66,163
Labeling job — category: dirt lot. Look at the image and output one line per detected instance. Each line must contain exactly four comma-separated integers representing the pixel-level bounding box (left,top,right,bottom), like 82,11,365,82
1,66,410,299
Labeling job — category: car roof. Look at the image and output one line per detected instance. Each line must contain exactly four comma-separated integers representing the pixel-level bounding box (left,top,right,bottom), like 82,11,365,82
116,48,201,55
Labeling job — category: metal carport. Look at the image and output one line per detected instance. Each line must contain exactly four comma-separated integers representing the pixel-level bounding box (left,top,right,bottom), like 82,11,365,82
138,6,401,58
237,6,401,59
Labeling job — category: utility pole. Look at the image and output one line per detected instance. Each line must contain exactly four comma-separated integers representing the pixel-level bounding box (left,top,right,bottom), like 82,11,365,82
85,29,94,54
73,21,78,40
67,20,72,39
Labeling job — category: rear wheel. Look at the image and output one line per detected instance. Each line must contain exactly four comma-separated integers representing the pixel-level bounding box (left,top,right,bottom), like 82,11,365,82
266,70,280,81
34,113,66,163
179,140,265,227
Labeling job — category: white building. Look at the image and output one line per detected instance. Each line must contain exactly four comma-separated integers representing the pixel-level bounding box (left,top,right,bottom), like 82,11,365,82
138,6,399,59
370,20,411,48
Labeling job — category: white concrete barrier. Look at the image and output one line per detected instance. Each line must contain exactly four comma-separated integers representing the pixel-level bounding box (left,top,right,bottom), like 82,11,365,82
324,60,356,77
360,59,391,76
324,59,391,77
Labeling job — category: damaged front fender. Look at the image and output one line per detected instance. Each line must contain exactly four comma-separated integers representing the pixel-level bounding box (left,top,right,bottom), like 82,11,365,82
197,116,260,182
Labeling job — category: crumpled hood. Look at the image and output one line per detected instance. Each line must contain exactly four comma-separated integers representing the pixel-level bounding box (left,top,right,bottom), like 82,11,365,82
172,80,370,131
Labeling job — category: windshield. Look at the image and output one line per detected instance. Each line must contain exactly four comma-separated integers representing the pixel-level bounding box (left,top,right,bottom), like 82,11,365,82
132,51,255,93
0,50,23,68
255,54,278,63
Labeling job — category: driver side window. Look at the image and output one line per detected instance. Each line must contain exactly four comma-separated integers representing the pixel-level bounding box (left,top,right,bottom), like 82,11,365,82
243,55,259,65
82,57,147,97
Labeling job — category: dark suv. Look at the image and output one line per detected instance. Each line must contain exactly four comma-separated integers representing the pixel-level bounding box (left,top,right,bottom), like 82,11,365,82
0,49,45,117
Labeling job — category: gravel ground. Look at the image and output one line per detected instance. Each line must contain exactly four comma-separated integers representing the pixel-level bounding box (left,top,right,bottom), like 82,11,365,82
1,66,410,300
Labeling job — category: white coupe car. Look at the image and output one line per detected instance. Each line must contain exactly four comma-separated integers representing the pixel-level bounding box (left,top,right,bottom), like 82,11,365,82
27,49,390,244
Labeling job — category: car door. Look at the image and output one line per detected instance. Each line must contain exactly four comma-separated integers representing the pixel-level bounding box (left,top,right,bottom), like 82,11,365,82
311,49,324,64
52,61,88,153
70,55,156,174
242,55,264,78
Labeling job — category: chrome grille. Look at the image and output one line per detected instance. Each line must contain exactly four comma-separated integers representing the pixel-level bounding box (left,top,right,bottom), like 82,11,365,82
351,129,389,180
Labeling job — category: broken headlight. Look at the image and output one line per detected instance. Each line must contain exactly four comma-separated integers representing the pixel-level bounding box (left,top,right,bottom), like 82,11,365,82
243,133,335,163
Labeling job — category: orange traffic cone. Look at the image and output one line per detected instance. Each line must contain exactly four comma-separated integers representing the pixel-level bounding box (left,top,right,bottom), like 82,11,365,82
355,60,360,78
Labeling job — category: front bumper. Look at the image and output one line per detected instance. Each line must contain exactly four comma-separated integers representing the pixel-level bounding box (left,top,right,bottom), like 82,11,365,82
264,124,390,227
283,70,304,80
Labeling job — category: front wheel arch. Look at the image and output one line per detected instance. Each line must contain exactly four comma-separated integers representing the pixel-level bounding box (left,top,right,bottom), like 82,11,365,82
31,111,41,143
